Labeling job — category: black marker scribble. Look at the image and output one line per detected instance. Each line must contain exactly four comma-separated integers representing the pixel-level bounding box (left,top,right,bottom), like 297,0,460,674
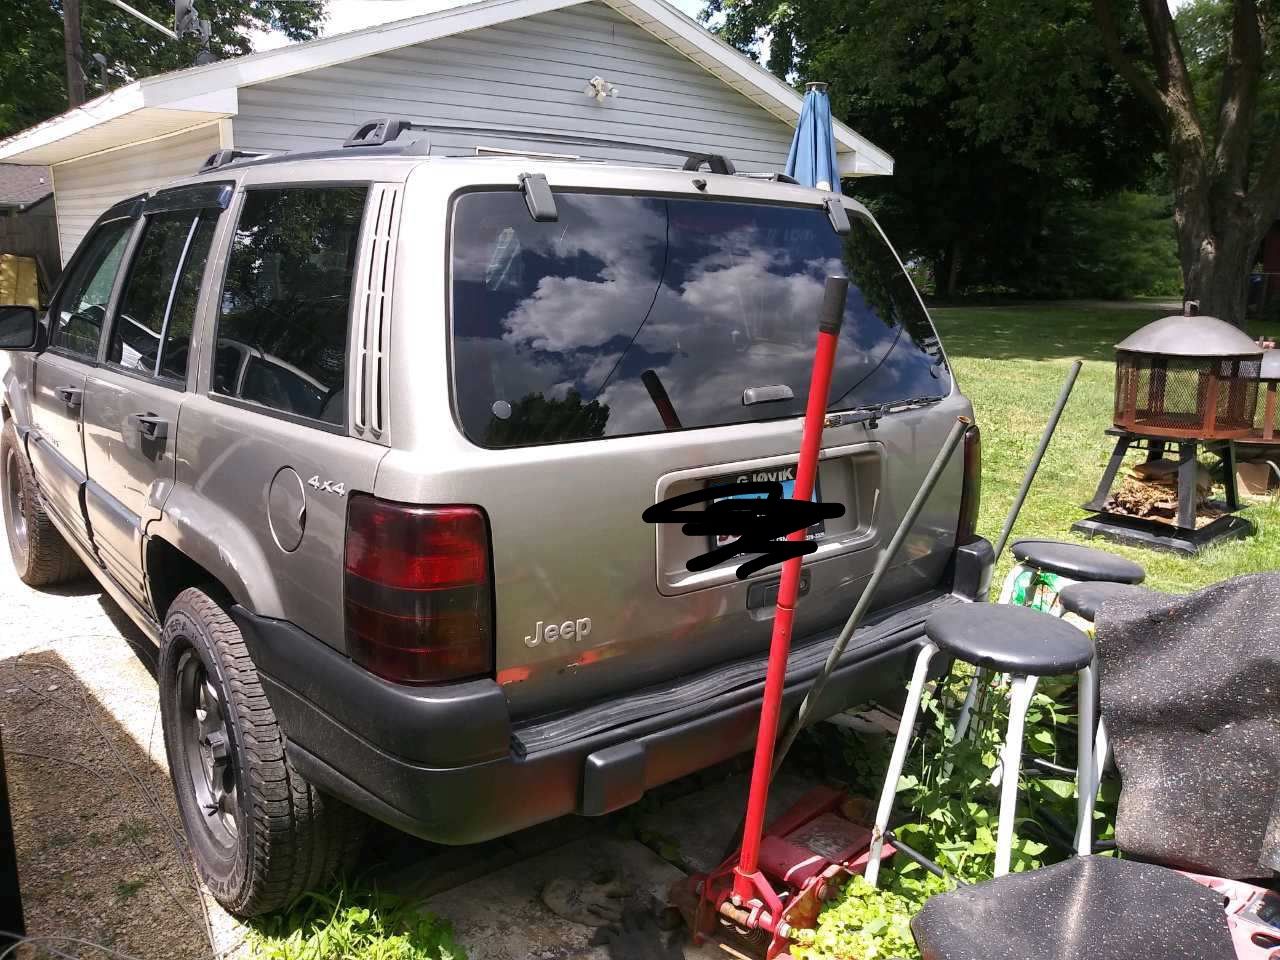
643,482,846,580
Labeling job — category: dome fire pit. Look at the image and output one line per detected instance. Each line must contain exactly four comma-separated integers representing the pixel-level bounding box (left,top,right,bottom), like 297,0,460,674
1073,312,1260,555
1112,314,1262,439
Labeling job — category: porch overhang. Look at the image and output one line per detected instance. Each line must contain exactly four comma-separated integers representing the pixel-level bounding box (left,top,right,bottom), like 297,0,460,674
0,86,235,166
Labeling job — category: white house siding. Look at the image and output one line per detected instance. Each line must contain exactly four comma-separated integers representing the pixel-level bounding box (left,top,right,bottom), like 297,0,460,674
231,2,796,172
50,124,220,263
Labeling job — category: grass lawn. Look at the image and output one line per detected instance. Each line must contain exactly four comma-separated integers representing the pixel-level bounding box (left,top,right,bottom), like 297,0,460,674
931,301,1280,593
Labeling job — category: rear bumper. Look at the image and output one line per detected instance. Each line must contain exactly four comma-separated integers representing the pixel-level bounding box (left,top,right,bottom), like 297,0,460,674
232,538,992,845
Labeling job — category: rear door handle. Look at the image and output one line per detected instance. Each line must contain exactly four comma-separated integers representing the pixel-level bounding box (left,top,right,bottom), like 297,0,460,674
56,386,83,407
743,384,794,406
128,413,169,441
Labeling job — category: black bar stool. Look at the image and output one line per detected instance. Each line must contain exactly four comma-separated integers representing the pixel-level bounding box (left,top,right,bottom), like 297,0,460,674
865,604,1096,884
998,538,1145,607
1056,580,1163,811
1058,580,1156,623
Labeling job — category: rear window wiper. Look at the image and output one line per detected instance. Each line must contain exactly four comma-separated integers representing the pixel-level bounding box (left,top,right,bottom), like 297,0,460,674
824,395,946,429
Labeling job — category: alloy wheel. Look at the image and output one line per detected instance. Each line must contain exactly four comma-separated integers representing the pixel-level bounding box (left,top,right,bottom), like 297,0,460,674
3,448,28,563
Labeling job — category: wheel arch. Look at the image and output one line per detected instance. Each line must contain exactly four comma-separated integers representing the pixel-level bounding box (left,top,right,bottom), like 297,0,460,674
146,486,285,622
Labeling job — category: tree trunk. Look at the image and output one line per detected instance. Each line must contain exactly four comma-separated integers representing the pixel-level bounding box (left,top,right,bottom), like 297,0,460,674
943,240,963,299
1176,196,1264,327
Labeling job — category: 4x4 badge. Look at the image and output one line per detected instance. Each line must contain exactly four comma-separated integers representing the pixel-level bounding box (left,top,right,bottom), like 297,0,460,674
306,475,346,496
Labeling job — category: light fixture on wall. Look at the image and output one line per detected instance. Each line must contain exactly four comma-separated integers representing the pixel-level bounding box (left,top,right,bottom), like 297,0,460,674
583,76,619,102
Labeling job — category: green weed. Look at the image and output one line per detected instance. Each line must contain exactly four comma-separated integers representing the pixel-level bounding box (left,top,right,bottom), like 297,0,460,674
114,880,146,902
249,890,464,960
117,819,151,843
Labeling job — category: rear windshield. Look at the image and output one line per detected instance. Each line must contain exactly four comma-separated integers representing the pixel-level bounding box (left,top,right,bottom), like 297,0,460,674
450,190,949,447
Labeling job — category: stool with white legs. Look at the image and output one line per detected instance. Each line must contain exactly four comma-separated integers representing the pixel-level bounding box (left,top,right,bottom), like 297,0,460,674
864,604,1097,886
1055,580,1162,827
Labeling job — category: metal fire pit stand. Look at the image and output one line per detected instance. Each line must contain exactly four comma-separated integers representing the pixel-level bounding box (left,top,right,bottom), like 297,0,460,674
1073,427,1253,555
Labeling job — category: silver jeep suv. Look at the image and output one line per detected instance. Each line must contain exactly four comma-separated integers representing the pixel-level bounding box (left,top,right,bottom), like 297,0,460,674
0,123,991,917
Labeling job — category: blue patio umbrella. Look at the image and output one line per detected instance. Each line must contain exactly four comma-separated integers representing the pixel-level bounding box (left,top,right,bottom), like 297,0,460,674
785,82,839,191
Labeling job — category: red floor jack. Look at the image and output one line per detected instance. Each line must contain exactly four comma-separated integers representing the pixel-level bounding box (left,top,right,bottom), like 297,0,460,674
676,275,970,959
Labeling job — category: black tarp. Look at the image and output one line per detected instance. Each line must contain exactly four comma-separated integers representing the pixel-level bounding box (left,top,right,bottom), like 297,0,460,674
1095,572,1280,879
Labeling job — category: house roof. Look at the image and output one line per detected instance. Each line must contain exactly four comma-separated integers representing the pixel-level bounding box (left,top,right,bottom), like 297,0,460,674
0,0,891,177
0,164,53,210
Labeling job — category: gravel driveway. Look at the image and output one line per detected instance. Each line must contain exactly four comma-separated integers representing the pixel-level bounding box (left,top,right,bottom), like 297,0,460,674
0,546,246,959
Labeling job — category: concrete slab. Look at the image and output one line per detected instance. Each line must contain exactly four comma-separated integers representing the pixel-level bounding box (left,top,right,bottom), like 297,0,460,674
420,834,722,959
634,770,818,875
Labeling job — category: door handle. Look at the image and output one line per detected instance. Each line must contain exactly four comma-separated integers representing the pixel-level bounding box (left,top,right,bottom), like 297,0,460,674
56,386,83,407
128,413,169,441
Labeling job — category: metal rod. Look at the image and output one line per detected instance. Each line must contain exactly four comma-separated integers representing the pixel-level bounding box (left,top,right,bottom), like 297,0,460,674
883,829,966,884
100,0,180,39
1073,664,1096,856
770,415,970,776
991,360,1082,561
732,276,849,900
994,674,1038,876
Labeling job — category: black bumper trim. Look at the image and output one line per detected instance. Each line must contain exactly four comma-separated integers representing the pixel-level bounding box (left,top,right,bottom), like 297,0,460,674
231,607,512,767
252,617,947,845
512,591,957,755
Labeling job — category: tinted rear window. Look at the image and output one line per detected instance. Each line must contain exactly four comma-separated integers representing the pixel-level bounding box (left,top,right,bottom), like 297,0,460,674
451,191,948,447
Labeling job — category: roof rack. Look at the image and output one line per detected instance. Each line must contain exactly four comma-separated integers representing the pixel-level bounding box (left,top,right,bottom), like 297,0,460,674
199,148,270,173
340,117,739,175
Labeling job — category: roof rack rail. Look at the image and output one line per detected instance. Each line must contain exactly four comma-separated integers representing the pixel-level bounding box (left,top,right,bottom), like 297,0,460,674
737,171,801,185
199,148,269,173
343,118,426,148
340,117,738,174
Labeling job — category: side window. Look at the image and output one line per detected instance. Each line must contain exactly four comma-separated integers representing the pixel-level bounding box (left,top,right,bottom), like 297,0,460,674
49,220,133,359
107,209,217,383
213,185,367,425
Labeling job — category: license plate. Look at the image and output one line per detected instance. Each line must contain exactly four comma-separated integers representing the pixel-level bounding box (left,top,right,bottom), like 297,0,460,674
708,465,824,548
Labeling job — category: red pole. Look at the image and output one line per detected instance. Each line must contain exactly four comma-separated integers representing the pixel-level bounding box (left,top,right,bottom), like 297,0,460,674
734,275,848,898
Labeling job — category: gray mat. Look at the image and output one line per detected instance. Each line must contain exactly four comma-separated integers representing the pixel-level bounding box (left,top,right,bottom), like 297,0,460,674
1096,572,1280,878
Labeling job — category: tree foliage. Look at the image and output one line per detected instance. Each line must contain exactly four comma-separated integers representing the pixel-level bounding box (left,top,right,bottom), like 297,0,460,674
1015,191,1183,299
0,1,325,139
704,0,1165,296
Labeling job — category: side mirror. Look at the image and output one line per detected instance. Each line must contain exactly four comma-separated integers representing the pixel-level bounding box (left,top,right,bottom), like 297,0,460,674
0,305,41,351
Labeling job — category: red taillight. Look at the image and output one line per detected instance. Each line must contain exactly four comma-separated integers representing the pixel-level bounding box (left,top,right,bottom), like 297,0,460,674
957,423,982,546
344,495,493,684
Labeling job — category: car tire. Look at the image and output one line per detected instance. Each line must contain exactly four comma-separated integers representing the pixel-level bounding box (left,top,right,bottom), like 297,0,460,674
159,587,367,917
1,419,85,587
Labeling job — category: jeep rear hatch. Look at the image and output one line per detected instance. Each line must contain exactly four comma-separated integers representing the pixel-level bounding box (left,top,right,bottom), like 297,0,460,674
448,189,966,718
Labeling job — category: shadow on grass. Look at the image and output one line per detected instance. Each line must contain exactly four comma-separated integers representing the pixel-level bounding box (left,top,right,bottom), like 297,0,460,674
0,648,211,959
